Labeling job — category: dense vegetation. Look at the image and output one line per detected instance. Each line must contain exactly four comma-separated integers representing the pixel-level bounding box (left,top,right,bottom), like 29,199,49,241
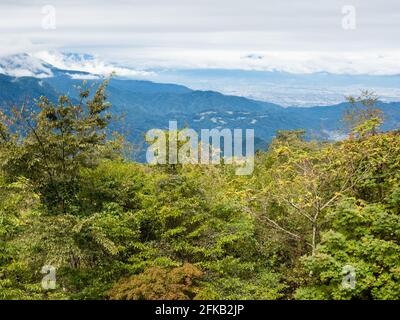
0,82,399,300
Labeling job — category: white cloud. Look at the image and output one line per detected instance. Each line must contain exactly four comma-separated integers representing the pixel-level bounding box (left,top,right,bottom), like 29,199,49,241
0,53,53,78
108,48,400,75
65,73,100,80
0,0,399,75
33,51,155,78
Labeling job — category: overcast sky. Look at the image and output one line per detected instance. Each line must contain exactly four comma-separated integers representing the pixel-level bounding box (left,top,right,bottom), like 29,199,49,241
1,0,399,74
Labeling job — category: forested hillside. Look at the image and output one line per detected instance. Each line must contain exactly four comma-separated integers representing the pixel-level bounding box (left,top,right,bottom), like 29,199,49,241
0,81,399,300
2,71,400,163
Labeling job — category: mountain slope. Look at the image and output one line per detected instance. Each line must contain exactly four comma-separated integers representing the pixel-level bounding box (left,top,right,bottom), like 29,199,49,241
0,74,59,107
0,53,399,161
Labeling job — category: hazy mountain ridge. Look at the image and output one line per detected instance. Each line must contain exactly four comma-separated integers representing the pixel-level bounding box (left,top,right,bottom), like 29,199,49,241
0,53,399,160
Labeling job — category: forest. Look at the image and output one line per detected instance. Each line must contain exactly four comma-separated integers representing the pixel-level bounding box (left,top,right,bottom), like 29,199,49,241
0,80,399,300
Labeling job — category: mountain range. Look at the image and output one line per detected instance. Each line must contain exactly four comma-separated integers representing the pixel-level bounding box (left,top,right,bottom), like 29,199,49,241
0,53,399,161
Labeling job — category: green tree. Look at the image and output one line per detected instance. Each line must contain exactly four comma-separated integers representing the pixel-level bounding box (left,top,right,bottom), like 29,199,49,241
344,90,384,138
0,79,119,213
295,197,400,300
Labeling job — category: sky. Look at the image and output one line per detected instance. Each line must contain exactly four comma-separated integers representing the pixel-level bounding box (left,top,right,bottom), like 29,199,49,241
0,0,400,75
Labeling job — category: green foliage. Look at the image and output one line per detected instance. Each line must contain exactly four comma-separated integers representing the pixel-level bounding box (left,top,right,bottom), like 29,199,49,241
295,198,400,300
0,79,119,213
344,90,384,137
0,86,399,300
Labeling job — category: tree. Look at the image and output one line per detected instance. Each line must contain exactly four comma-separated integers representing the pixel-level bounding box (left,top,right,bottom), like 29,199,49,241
295,197,400,300
249,132,369,257
0,79,120,213
0,80,130,299
344,90,384,138
109,263,203,300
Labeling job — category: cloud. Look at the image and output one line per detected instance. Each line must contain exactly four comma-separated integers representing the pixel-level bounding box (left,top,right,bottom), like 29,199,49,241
33,51,155,78
105,48,400,75
65,73,100,80
0,53,53,78
0,0,399,74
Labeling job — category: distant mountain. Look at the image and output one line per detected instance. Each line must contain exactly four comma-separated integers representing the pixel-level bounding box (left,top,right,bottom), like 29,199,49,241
158,69,400,107
0,53,96,79
0,53,54,78
0,74,59,106
0,53,399,161
33,51,153,79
